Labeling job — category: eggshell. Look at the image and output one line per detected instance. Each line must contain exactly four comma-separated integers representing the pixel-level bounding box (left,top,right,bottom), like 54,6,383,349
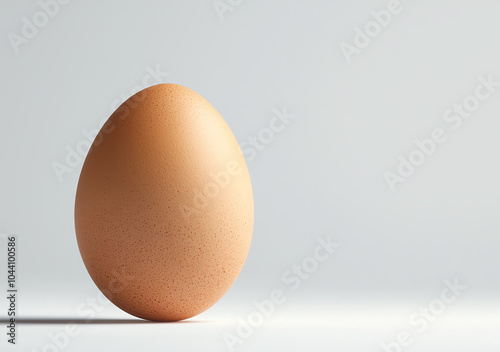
75,84,253,321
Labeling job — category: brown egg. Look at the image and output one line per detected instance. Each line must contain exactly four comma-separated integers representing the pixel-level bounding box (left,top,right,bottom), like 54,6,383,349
75,84,253,321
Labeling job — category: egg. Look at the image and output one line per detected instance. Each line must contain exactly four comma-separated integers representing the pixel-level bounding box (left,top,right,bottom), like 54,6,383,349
75,84,254,321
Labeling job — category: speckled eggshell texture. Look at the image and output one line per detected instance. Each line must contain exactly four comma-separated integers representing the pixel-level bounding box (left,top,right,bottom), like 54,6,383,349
75,84,254,321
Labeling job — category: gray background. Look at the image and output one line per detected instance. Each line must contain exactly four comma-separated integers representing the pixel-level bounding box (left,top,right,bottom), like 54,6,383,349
1,0,499,351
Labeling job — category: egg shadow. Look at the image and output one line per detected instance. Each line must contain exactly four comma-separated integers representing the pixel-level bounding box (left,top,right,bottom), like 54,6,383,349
0,318,211,325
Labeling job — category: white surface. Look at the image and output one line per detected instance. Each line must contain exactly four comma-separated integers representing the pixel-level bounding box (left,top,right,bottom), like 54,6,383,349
2,297,499,351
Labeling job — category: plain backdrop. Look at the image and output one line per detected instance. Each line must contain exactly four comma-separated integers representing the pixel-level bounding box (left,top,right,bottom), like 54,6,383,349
1,0,499,351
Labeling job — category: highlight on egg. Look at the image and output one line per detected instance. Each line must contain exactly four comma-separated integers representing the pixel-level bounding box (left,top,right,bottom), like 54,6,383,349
75,84,254,321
